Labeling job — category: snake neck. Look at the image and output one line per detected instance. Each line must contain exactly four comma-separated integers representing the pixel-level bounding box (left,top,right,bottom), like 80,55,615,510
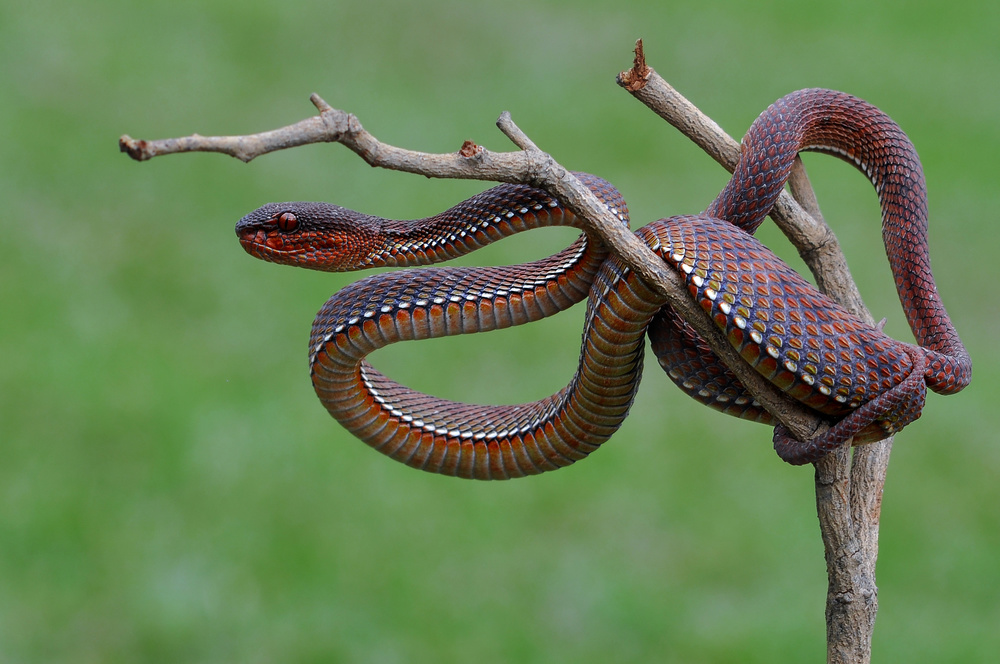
363,173,629,269
707,88,970,394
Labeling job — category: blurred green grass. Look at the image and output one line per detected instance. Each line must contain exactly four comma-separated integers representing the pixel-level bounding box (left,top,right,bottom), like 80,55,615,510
2,0,999,661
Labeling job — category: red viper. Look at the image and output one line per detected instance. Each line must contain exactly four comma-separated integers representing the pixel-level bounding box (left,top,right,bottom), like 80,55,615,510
236,89,971,479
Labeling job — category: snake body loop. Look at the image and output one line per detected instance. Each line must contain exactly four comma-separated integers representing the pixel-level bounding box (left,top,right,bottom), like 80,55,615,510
237,88,970,476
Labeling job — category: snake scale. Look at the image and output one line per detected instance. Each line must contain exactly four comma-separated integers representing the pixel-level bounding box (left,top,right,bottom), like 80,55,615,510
236,88,971,479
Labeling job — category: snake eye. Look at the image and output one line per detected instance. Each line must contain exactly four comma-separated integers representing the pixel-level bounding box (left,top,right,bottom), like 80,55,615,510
276,212,298,232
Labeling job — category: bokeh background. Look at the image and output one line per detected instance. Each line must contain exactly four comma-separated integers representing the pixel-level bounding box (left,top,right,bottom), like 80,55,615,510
3,0,998,661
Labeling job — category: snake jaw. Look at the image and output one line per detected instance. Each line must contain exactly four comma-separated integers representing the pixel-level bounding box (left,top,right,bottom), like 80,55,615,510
235,217,307,264
236,226,309,262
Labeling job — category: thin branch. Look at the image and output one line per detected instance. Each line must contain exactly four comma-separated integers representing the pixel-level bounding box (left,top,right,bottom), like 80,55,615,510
119,94,827,444
788,156,825,224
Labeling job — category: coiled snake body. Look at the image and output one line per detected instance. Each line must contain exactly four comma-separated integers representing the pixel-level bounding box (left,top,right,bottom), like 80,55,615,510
236,89,971,479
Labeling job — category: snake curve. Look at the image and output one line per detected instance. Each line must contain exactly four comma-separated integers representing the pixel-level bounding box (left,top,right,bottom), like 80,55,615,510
236,88,971,478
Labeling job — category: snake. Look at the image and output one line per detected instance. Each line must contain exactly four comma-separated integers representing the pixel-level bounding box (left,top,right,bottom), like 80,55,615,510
236,88,971,479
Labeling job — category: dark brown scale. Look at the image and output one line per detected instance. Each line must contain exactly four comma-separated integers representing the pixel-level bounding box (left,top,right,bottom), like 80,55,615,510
236,89,971,475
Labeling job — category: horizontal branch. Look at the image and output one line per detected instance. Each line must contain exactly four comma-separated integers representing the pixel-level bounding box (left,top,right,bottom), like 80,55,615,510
120,94,827,443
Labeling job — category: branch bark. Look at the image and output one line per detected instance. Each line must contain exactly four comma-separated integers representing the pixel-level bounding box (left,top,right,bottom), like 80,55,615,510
619,40,888,663
120,44,892,661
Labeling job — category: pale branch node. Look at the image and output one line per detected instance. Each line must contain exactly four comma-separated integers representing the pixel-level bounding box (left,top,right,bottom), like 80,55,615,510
617,40,890,664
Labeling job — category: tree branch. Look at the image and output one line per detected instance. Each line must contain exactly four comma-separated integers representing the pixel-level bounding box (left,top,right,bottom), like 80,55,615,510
120,94,828,445
120,45,894,661
617,40,888,663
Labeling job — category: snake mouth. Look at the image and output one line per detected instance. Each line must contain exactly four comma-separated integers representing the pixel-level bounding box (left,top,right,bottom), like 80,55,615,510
237,227,308,260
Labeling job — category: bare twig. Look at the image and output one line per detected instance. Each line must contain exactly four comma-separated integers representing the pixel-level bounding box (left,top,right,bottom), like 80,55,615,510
616,40,889,663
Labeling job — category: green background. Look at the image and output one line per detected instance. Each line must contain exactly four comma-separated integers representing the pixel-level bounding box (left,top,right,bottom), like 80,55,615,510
3,0,998,661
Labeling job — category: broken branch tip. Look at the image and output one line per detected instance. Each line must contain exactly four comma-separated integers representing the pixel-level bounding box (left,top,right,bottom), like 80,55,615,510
310,93,334,113
617,38,651,92
118,135,149,161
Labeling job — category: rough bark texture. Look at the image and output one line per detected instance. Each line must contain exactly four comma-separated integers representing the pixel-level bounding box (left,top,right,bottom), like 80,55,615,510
121,41,895,662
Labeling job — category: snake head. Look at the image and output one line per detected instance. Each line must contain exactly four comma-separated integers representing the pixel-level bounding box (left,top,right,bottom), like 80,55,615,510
236,202,382,272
